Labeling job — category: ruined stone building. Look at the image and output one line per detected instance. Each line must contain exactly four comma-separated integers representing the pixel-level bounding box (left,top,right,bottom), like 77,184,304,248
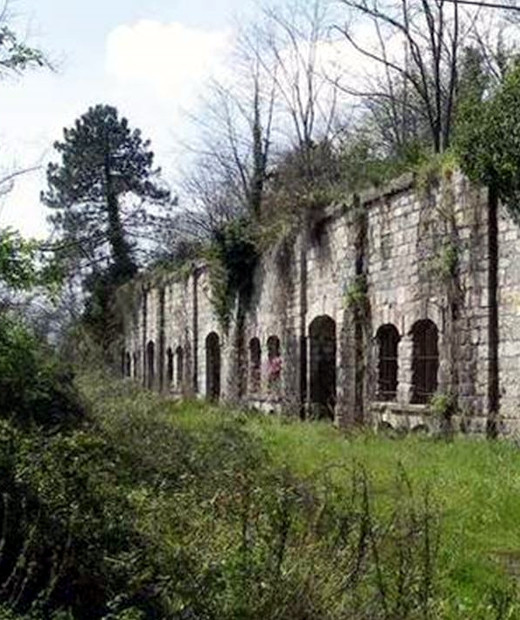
119,172,520,435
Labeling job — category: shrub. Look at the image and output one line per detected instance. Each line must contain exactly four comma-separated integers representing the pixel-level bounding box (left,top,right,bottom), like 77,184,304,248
0,314,83,429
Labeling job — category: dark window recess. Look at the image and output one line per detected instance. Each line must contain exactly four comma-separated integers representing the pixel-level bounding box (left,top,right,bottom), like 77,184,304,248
146,341,155,390
166,348,173,384
411,319,439,404
267,335,281,390
249,338,261,394
176,346,184,389
376,324,400,401
309,315,336,420
206,333,220,401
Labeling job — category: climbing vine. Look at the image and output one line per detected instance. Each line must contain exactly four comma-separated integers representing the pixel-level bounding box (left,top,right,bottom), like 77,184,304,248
343,274,368,311
206,217,259,331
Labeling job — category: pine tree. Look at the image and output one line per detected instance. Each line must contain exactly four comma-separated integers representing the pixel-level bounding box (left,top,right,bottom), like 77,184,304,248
42,104,170,282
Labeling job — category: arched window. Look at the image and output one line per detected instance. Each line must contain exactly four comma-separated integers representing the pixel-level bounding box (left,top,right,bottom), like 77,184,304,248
411,319,439,404
175,346,184,389
206,333,220,401
376,324,400,401
166,348,174,385
309,315,336,419
146,341,155,390
125,352,131,378
249,338,261,394
267,335,282,390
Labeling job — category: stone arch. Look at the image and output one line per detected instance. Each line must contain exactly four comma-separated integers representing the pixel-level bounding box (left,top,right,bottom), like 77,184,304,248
267,335,282,391
146,341,155,389
166,347,174,385
376,324,400,401
410,319,439,404
205,333,221,401
309,315,336,420
175,346,184,389
249,337,261,394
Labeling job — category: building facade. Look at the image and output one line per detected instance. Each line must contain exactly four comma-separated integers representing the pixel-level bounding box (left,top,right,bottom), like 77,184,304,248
119,172,520,435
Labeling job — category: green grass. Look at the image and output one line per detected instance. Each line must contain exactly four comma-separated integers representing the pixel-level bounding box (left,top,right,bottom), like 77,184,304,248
78,373,520,618
180,405,520,602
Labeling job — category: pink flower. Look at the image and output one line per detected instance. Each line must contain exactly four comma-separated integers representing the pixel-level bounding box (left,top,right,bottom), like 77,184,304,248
267,356,282,387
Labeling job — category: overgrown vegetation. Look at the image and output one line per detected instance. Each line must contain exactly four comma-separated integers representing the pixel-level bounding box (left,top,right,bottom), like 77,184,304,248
206,217,259,331
6,3,520,618
2,374,520,618
456,63,520,216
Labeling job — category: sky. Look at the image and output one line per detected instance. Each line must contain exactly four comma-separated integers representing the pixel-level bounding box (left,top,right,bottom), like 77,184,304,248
0,0,256,237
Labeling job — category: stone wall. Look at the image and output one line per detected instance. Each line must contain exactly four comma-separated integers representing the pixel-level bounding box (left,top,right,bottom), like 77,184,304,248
119,172,520,435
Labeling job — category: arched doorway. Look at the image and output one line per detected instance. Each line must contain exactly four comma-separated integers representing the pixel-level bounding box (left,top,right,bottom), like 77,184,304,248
146,341,155,389
206,333,221,401
309,315,336,419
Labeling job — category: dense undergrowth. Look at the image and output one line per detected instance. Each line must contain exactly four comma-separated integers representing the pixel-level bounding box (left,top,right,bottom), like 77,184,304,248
0,318,520,620
1,357,520,617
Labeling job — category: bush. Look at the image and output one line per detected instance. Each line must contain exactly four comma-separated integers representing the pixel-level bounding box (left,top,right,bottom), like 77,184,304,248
0,315,82,429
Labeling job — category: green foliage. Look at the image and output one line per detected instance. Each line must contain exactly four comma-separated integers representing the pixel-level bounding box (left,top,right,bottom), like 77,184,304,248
0,229,62,292
430,391,457,420
81,267,125,355
338,136,427,193
426,241,459,283
414,149,459,199
42,104,170,282
206,217,259,330
70,375,446,619
4,372,520,617
41,105,173,354
0,25,46,75
343,274,368,311
455,64,520,213
0,314,82,428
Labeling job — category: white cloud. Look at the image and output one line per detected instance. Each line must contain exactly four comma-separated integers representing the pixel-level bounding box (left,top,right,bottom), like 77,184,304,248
105,20,233,103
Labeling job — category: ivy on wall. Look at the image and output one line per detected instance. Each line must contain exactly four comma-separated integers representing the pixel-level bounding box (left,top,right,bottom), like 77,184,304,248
206,217,259,331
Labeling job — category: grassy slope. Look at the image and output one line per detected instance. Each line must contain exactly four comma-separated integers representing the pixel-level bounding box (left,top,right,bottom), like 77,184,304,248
175,403,520,603
80,374,520,617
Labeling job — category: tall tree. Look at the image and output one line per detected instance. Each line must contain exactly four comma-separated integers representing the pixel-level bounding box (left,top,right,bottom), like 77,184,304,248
335,0,517,154
179,69,274,243
253,0,343,175
42,104,171,282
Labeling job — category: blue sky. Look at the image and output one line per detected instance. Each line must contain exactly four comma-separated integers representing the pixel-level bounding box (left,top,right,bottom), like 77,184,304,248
0,0,256,236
